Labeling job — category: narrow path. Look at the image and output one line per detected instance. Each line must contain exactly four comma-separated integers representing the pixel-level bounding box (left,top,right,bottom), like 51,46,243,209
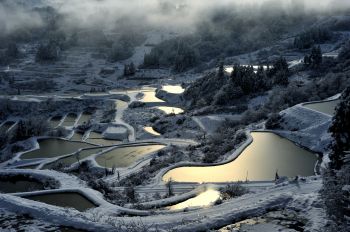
109,89,141,142
0,178,322,231
113,181,274,195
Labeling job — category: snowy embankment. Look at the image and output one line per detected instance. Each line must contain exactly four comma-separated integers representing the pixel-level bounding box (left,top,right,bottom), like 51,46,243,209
102,125,129,141
124,185,207,210
151,131,253,185
0,169,82,189
273,104,333,154
0,177,325,231
193,114,242,135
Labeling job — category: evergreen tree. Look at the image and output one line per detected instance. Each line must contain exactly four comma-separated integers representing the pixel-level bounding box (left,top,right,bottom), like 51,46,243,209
304,55,311,65
129,62,136,74
322,87,350,230
143,52,160,68
310,45,322,67
123,63,136,76
273,70,289,86
174,45,198,72
255,65,268,90
293,28,332,49
36,41,60,62
271,57,289,75
271,57,289,86
329,87,350,170
338,40,350,61
218,61,225,78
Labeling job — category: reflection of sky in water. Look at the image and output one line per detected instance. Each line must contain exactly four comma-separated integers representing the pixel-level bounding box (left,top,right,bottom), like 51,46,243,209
163,132,317,183
22,139,93,159
303,100,340,116
169,189,221,210
144,127,161,136
162,85,185,94
156,106,184,115
141,91,165,103
96,145,165,168
225,65,268,74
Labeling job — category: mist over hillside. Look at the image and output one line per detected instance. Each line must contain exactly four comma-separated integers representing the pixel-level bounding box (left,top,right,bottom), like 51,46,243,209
1,0,350,35
0,1,350,231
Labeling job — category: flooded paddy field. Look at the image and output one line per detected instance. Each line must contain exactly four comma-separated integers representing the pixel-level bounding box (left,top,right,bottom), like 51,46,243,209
21,139,94,159
163,132,318,183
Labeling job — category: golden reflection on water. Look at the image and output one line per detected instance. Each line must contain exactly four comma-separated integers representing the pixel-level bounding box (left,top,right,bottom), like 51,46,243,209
303,100,340,116
163,133,317,183
144,127,161,136
96,145,166,168
85,131,121,146
43,148,105,169
156,106,184,115
169,189,221,210
162,85,185,94
115,99,128,109
141,91,165,103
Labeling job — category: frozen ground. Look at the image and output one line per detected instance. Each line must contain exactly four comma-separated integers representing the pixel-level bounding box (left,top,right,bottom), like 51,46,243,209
0,175,327,231
1,15,348,231
0,97,336,231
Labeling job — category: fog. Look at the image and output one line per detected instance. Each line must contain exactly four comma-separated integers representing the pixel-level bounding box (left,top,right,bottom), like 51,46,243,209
1,0,350,35
0,1,43,35
46,0,350,30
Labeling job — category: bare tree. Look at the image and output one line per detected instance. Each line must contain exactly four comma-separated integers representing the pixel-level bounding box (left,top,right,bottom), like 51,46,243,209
75,151,81,166
166,178,174,197
111,164,116,175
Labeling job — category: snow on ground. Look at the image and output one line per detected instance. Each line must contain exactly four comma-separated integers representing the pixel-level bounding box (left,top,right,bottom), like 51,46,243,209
126,29,178,67
1,23,346,230
0,176,327,231
0,208,61,231
248,95,269,110
0,169,84,189
193,114,242,135
102,125,129,141
272,104,333,153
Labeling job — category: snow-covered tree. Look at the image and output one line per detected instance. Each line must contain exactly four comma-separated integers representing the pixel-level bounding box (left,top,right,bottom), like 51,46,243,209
322,87,350,231
124,63,136,76
217,61,225,78
329,87,350,169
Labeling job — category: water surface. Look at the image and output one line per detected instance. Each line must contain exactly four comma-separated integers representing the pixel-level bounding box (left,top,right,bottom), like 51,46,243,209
49,116,62,128
86,132,121,146
303,100,340,116
168,189,221,210
144,127,161,136
61,113,78,127
43,147,105,169
96,145,166,168
156,106,184,115
163,133,317,183
70,132,84,141
0,179,43,193
141,91,164,103
21,139,93,159
24,193,96,212
162,85,185,94
77,112,92,125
